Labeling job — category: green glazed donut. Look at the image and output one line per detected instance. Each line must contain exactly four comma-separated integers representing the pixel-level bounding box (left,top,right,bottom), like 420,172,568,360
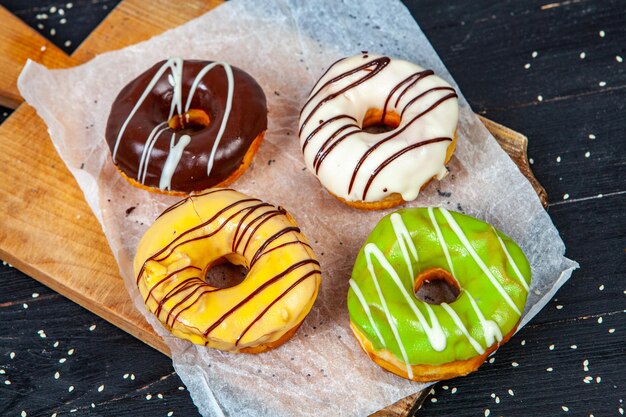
348,207,531,381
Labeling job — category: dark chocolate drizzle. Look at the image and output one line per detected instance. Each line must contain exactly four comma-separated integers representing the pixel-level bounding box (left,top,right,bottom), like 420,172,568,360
137,192,320,347
299,55,458,200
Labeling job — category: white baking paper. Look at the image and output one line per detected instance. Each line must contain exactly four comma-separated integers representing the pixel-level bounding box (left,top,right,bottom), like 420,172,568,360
18,0,578,415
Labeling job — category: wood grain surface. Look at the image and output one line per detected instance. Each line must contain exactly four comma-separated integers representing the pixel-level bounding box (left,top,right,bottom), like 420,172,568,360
0,1,624,417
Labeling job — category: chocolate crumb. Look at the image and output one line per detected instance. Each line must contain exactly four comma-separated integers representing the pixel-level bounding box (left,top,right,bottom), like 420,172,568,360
437,189,452,197
274,91,280,96
80,163,85,169
125,206,136,216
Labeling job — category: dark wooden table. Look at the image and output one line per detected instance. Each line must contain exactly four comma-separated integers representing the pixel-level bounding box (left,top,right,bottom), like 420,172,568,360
1,1,624,416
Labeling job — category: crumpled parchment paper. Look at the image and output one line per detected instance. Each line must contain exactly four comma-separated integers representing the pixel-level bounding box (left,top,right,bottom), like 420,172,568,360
18,0,578,415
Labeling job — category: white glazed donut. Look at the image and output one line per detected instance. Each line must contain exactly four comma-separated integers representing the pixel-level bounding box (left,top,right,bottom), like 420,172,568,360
298,53,459,210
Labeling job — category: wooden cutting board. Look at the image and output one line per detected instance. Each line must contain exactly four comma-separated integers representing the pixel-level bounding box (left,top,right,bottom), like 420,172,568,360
0,2,547,416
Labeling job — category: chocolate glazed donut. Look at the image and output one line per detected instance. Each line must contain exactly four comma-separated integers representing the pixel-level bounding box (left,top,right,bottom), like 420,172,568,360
105,58,267,194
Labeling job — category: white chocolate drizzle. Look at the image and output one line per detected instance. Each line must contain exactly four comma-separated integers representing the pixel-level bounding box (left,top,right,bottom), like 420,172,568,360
160,134,192,190
348,279,386,348
466,290,503,346
439,208,522,315
493,227,530,291
353,209,530,373
113,57,234,190
363,243,414,379
441,303,485,354
390,213,419,278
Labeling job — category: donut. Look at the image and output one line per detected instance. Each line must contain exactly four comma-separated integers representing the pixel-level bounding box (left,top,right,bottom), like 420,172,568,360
348,207,531,381
134,188,321,353
298,53,459,210
106,58,267,195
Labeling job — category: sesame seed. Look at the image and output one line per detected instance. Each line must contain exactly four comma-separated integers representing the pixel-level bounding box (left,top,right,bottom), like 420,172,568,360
23,303,29,309
599,284,604,291
491,393,496,398
146,394,152,400
585,151,591,158
0,370,4,374
485,409,491,416
64,40,71,47
4,380,11,385
599,81,606,87
549,344,555,350
53,341,59,348
538,95,543,101
619,407,624,415
583,376,592,383
596,376,601,383
89,324,96,331
168,413,174,417
583,360,589,371
50,6,57,12
609,328,616,333
451,387,457,394
40,45,47,52
178,386,184,390
495,396,500,404
524,63,531,69
58,9,65,15
68,349,74,355
37,23,44,29
98,384,104,392
68,385,74,392
158,393,163,399
521,339,526,346
52,414,57,417
563,194,569,200
617,56,623,63
562,405,569,412
54,372,60,379
60,18,66,24
21,411,26,417
67,3,74,8
91,403,95,408
489,357,495,363
123,373,129,379
547,367,553,372
532,51,538,58
529,158,534,164
10,352,15,359
571,345,577,349
50,28,56,36
431,398,437,403
579,52,586,59
599,30,605,37
512,361,519,367
443,385,449,390
131,374,136,380
556,156,561,162
588,134,596,139
70,409,77,413
598,317,603,324
59,358,66,363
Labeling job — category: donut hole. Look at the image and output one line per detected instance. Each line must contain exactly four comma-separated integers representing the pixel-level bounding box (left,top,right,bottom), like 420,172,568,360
361,108,401,134
204,257,247,289
414,267,460,305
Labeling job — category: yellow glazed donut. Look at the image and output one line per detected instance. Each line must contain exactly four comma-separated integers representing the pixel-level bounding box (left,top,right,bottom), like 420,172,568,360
299,53,459,210
134,188,322,353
